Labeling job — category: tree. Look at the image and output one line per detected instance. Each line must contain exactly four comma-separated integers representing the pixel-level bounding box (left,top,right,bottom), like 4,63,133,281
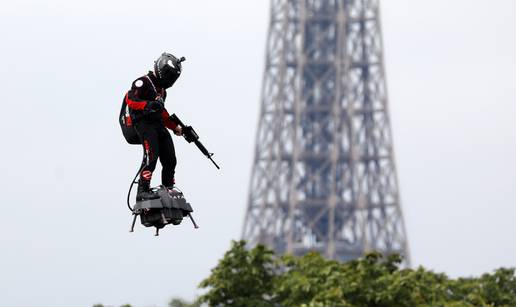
92,304,132,307
96,241,516,306
169,297,201,307
198,240,276,306
197,240,516,307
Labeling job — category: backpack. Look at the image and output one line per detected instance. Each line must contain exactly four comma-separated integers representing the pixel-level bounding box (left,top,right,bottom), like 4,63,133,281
119,95,141,145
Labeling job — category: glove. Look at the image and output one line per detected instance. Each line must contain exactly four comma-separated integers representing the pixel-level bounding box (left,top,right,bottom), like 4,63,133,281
173,125,183,136
146,100,164,112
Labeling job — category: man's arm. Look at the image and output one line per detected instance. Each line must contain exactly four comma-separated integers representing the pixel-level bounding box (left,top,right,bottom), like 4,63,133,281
125,93,147,110
162,109,182,135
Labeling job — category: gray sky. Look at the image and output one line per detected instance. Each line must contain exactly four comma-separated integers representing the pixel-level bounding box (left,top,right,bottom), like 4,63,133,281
1,0,515,306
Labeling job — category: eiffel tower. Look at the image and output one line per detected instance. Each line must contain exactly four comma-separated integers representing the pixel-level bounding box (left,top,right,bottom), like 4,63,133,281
242,0,410,263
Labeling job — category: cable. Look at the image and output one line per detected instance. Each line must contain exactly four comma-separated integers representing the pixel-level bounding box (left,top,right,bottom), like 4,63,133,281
127,148,147,212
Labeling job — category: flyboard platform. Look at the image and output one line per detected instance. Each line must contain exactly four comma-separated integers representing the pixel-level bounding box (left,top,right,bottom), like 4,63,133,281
129,186,199,236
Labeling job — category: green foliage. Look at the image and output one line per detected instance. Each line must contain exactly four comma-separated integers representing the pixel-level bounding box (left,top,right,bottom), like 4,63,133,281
198,240,276,306
198,240,516,307
169,297,202,307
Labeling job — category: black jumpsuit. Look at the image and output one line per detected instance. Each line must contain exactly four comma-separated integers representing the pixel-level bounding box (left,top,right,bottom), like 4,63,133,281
125,72,178,187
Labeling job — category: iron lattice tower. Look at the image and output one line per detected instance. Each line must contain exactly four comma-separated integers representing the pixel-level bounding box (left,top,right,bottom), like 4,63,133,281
242,0,410,263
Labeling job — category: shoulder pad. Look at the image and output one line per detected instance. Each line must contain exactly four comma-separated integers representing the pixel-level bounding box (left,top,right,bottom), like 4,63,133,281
132,78,145,88
132,76,149,89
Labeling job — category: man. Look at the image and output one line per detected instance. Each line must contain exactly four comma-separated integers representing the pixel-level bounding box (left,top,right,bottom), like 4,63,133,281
124,52,184,201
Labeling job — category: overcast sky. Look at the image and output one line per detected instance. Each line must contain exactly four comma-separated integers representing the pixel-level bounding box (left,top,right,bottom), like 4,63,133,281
1,1,515,306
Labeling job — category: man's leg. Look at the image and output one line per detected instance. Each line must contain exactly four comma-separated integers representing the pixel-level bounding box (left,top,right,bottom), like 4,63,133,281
136,124,161,200
158,128,177,187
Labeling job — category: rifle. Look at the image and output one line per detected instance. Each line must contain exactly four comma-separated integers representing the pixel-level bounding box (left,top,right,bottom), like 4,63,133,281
170,113,220,170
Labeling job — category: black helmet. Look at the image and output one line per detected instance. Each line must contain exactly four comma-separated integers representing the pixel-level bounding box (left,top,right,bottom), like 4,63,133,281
154,52,185,88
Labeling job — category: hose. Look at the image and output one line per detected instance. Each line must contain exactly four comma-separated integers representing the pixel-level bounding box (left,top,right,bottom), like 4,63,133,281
126,148,147,212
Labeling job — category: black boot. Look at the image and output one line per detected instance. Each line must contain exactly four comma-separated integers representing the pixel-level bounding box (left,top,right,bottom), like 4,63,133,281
136,180,160,201
164,178,177,193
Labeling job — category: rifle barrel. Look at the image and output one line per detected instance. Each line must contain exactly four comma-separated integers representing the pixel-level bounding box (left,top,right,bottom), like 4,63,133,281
195,141,220,169
209,156,220,169
171,113,220,170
